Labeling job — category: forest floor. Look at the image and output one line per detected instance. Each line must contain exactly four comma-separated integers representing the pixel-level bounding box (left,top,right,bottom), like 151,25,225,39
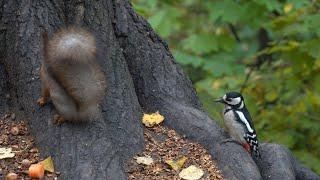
0,113,58,180
126,125,224,180
1,112,224,180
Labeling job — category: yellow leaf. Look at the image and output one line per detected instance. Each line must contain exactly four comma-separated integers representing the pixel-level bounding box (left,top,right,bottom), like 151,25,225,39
179,165,204,180
211,81,221,90
142,111,164,127
165,156,187,171
215,27,223,35
0,147,15,159
265,91,278,102
284,3,293,14
39,156,54,173
288,40,299,48
315,59,320,68
136,156,154,165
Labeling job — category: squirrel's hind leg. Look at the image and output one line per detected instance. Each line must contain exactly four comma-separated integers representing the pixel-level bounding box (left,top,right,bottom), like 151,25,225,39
37,83,50,106
48,79,78,123
53,114,66,125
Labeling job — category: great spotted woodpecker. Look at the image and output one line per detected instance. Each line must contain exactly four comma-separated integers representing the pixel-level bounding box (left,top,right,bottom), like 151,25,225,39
215,92,261,157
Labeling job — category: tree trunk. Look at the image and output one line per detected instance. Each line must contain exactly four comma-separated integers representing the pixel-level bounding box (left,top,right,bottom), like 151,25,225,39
0,0,318,179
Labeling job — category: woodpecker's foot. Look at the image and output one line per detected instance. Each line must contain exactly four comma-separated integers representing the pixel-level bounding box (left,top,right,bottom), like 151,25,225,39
53,114,65,125
220,138,242,146
242,143,251,154
37,97,47,106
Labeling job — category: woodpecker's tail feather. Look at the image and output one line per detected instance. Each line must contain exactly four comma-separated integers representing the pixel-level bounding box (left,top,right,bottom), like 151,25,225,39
252,146,261,158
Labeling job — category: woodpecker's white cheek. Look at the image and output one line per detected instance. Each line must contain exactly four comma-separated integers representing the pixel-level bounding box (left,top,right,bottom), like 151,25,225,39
223,94,227,101
238,101,244,109
229,97,241,105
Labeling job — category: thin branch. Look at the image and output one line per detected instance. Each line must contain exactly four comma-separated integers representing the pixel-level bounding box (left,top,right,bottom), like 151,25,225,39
240,67,253,93
228,23,240,42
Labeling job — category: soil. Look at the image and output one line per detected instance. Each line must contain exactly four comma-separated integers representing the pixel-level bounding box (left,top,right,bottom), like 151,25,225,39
126,125,224,180
0,113,59,180
1,112,224,180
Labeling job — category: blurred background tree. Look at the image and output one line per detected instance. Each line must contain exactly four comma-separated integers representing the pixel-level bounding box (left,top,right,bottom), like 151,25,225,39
132,0,320,174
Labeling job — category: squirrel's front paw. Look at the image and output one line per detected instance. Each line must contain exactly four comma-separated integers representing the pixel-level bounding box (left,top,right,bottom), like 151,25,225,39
53,114,65,125
37,97,47,106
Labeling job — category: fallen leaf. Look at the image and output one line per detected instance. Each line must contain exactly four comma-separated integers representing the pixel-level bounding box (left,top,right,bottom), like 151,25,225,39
0,147,15,159
142,111,164,127
6,172,18,180
165,156,187,171
136,156,154,165
179,165,204,180
152,163,163,173
39,156,55,172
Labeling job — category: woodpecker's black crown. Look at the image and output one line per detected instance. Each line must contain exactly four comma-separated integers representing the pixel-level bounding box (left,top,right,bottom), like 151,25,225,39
225,91,243,100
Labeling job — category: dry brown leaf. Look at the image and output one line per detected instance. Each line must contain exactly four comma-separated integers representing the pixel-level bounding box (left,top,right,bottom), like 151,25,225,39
0,147,15,159
39,156,55,173
165,156,187,171
179,165,204,180
142,111,164,127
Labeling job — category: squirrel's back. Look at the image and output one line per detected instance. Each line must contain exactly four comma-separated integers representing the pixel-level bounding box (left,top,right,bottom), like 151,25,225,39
42,27,106,121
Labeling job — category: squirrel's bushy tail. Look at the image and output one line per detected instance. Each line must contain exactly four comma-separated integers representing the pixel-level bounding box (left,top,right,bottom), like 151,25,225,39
43,27,106,119
46,27,97,64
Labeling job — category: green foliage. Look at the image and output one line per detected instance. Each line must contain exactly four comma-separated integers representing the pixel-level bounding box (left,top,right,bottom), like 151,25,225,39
133,0,320,174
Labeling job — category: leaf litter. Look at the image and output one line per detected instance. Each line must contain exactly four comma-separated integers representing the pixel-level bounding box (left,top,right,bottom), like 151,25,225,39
0,147,15,159
126,123,224,179
0,112,59,179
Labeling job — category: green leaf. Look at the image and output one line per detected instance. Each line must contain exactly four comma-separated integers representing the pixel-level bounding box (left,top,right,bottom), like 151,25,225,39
281,23,309,36
301,39,320,59
216,36,236,52
148,10,166,28
182,34,218,54
148,7,182,37
206,0,243,23
173,50,204,67
253,0,282,11
195,78,214,95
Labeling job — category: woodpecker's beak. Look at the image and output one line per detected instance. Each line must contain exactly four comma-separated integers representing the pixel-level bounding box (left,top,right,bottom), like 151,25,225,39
214,98,224,103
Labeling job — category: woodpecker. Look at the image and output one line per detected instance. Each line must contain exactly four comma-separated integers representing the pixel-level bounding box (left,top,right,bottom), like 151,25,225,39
215,91,261,157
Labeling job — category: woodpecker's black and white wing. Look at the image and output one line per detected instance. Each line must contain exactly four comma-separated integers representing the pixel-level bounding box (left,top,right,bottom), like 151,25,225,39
234,108,261,157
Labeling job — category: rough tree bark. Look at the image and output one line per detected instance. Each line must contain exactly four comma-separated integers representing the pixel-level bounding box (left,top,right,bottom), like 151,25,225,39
0,0,319,180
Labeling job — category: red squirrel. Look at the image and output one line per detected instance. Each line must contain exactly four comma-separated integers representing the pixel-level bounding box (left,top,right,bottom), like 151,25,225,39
37,27,106,124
